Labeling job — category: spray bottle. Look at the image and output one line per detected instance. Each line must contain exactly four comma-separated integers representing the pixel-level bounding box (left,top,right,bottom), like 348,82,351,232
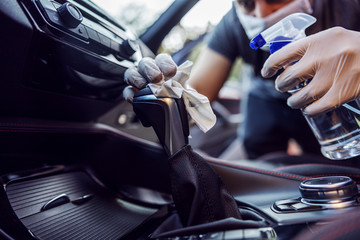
250,13,316,53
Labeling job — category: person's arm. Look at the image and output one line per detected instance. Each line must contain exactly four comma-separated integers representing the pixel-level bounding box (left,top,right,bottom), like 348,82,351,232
187,47,233,103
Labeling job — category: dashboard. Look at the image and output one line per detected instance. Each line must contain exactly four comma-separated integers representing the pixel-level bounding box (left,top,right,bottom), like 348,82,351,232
0,0,145,121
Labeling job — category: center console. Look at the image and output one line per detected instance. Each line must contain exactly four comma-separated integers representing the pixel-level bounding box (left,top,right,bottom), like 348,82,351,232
0,116,360,240
3,159,360,240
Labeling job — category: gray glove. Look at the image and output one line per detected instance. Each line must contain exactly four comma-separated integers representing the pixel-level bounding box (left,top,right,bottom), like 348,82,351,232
123,53,177,102
262,27,360,116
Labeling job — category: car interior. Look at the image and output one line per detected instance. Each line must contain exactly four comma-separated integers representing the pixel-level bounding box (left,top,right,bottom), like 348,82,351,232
2,0,360,239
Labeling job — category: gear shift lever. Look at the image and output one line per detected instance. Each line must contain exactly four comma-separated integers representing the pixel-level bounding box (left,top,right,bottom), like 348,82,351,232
132,87,241,227
133,87,189,156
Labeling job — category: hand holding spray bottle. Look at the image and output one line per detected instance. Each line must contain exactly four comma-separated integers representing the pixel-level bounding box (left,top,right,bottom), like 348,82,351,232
251,13,360,160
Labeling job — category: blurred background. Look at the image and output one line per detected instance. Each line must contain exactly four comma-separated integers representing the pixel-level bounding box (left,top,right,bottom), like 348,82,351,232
94,0,245,158
91,0,231,53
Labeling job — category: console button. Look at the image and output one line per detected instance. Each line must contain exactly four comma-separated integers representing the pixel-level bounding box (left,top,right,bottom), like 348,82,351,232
291,202,311,210
38,0,56,11
51,1,61,9
68,24,88,40
224,230,244,239
205,232,224,239
273,203,293,212
111,39,121,52
274,199,325,212
275,199,298,205
86,26,100,43
291,202,324,211
243,229,261,239
98,33,111,48
44,8,62,25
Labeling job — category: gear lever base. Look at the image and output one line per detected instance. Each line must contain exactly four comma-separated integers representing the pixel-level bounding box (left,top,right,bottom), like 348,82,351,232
133,87,189,156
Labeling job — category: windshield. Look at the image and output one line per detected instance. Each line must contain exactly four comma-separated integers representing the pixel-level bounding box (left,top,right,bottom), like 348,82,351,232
89,0,232,52
90,0,175,36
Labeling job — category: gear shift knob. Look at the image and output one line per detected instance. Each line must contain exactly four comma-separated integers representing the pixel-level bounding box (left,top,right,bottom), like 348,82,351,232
133,87,189,156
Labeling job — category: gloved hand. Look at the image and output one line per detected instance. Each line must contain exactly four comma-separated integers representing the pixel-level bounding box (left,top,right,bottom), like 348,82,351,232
123,53,177,102
261,27,360,116
123,53,216,133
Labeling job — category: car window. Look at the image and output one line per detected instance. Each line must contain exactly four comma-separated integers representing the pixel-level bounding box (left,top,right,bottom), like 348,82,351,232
90,0,232,45
161,0,232,54
90,0,175,36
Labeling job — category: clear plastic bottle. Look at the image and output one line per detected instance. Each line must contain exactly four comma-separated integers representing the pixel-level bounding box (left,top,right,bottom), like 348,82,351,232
251,13,360,160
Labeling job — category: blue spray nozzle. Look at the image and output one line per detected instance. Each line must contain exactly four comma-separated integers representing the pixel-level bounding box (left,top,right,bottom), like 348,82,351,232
250,13,316,53
250,34,266,49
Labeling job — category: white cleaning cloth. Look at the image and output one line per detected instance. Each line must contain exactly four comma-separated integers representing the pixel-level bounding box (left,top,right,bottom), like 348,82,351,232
147,61,216,133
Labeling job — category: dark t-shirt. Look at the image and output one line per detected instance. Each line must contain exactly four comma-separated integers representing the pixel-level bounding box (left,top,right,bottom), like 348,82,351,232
206,0,360,158
208,5,269,75
207,0,360,99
